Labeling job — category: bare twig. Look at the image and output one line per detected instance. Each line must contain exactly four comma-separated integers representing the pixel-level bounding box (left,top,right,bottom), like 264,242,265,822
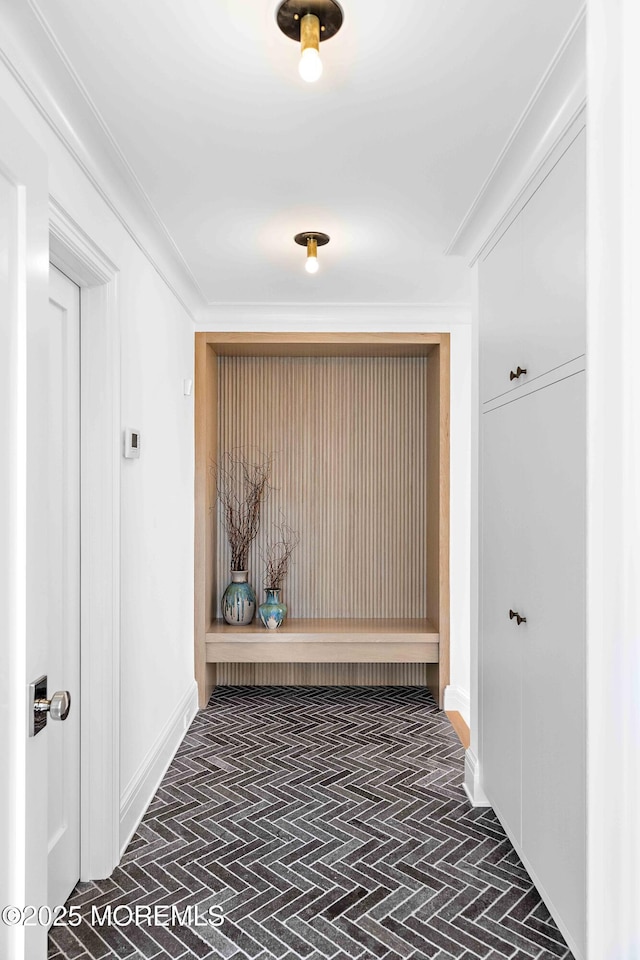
213,448,273,571
261,521,300,590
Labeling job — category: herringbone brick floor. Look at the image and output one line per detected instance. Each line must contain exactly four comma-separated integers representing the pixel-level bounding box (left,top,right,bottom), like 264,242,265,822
48,686,574,960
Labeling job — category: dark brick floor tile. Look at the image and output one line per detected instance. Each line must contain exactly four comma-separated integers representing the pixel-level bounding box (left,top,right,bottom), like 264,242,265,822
77,921,137,959
340,915,412,958
258,916,317,956
476,917,539,957
398,915,466,957
429,914,495,956
449,916,513,957
48,925,90,959
500,917,571,957
49,688,573,960
524,917,572,948
63,922,116,960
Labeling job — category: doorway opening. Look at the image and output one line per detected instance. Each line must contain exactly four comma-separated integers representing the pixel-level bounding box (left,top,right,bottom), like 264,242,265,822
49,200,121,883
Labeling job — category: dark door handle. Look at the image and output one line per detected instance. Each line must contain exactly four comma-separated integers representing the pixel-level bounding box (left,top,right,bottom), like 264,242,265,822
509,609,527,625
510,366,527,381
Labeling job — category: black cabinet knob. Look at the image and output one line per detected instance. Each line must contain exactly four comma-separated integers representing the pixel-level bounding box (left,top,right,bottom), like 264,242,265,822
509,609,527,625
509,366,527,381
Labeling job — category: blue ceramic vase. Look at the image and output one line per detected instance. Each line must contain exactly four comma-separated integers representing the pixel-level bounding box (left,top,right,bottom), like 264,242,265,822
221,570,256,625
258,588,287,630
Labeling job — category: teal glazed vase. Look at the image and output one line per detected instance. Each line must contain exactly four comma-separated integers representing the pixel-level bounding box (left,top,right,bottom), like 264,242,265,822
221,571,256,625
258,588,287,630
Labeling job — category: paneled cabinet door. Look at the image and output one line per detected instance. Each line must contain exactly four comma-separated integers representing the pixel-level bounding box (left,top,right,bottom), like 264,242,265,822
519,373,586,956
480,127,586,406
481,397,527,839
479,215,523,406
521,129,586,384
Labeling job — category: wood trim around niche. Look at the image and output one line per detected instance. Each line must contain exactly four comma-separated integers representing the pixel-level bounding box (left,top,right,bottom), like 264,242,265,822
194,331,450,710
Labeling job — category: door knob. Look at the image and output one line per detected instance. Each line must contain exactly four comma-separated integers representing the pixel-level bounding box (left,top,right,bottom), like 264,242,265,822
509,609,527,626
509,366,527,381
29,675,71,736
34,690,71,722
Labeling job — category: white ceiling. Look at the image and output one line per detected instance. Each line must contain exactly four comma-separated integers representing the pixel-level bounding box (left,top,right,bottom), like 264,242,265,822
29,0,583,306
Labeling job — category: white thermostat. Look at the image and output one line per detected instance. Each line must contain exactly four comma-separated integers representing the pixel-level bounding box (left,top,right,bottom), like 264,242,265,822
124,427,141,459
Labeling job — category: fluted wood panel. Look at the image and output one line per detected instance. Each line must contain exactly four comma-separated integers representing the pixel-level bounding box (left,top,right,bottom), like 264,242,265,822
216,356,428,619
217,663,428,686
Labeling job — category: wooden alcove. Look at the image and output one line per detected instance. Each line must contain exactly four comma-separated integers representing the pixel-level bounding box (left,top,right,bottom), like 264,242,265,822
194,332,450,709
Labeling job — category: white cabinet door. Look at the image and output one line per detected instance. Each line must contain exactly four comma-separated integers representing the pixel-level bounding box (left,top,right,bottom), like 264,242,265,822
481,398,525,838
480,128,586,405
521,130,586,382
519,374,586,956
482,375,586,956
479,216,523,405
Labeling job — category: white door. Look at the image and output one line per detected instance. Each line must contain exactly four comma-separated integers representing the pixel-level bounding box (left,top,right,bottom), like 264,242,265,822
520,373,586,954
46,266,81,911
481,399,524,838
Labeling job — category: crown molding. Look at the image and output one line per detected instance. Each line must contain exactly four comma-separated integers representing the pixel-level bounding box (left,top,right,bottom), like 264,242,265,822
446,6,586,262
196,301,471,331
0,2,204,320
49,196,119,286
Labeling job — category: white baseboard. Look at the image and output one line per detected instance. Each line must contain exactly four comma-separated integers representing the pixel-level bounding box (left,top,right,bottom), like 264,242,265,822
443,684,470,727
463,748,491,807
119,681,198,856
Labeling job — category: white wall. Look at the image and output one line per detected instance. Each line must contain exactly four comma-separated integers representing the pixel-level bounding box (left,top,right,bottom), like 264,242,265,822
586,0,640,952
0,60,197,846
118,261,196,809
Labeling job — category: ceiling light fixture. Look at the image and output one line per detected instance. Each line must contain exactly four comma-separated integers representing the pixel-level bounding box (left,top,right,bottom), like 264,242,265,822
276,1,344,83
295,231,330,274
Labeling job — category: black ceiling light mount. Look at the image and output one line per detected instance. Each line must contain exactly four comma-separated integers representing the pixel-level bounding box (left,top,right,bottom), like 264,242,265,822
294,231,330,274
276,0,344,82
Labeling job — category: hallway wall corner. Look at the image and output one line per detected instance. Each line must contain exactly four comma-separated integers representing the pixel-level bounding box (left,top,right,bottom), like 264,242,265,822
119,681,198,857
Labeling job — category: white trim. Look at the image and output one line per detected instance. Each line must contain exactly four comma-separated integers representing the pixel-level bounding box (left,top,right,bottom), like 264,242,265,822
443,684,470,727
0,95,49,960
469,263,481,782
446,7,586,261
463,749,491,808
49,197,117,284
481,355,586,414
197,302,471,331
476,117,586,267
27,0,205,304
586,0,640,953
49,198,122,881
119,682,198,856
0,7,202,319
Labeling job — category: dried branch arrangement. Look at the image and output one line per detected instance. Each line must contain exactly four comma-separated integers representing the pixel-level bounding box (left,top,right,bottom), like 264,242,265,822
214,449,272,571
262,521,300,590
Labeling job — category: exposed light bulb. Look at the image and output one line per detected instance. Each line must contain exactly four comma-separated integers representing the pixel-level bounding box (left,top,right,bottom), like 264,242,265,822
298,14,323,82
305,255,319,274
299,46,323,82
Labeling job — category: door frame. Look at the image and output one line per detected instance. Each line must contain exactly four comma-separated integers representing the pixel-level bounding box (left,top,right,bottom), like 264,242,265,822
0,96,49,960
49,198,121,881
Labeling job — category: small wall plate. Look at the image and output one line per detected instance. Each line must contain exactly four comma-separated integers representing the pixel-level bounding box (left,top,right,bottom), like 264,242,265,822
124,427,141,459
